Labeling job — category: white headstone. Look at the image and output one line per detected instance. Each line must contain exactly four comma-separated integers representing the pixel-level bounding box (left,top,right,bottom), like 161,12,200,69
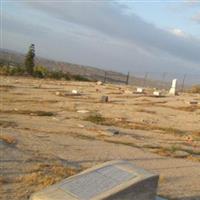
136,87,144,93
72,90,78,94
153,91,161,97
169,79,177,95
96,81,103,85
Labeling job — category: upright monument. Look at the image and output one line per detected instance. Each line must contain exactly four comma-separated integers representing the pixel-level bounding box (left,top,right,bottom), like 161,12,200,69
169,79,177,95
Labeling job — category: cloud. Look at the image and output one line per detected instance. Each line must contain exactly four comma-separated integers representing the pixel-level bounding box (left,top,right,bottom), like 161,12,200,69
3,1,200,75
192,12,200,23
169,28,187,37
22,1,200,64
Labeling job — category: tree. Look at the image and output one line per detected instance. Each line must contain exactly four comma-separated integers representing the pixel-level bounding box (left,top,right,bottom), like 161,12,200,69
25,44,35,75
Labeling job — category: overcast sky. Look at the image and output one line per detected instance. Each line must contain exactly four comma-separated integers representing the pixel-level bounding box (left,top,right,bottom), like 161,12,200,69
2,0,200,76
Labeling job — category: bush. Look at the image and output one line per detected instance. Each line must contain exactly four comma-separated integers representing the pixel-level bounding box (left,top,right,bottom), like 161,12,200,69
33,65,48,78
190,85,200,94
73,75,90,82
0,66,25,75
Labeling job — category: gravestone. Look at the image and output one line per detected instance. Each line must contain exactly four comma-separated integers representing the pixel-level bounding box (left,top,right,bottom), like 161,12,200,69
136,87,144,93
101,96,109,103
30,160,159,200
153,91,161,97
169,79,177,95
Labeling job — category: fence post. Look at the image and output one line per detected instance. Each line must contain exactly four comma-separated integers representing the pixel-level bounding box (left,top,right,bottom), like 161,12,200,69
143,72,148,87
181,74,186,92
162,72,166,89
126,72,130,85
104,71,107,83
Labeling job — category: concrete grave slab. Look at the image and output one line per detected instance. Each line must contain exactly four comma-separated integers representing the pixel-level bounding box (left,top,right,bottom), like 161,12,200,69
30,160,159,200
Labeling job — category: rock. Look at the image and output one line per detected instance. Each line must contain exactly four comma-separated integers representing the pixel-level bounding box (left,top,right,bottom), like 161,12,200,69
174,150,189,158
188,100,198,105
55,91,60,96
107,128,120,136
77,110,89,113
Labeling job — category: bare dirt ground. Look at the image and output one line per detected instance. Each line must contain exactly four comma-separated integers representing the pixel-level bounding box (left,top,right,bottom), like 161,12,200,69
0,76,200,200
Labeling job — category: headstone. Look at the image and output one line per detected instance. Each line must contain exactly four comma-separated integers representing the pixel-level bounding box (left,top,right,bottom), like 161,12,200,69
96,81,103,85
153,91,161,97
72,90,78,94
30,160,159,200
101,96,109,103
136,87,144,93
169,79,177,95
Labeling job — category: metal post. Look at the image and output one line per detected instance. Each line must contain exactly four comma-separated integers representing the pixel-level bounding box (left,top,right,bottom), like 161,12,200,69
104,71,107,83
126,72,130,85
143,72,148,87
181,74,186,92
162,72,166,89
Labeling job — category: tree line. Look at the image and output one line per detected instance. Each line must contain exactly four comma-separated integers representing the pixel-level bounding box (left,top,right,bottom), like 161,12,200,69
0,44,90,81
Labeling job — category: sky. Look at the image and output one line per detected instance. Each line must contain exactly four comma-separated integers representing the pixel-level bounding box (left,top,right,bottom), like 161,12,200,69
2,0,200,77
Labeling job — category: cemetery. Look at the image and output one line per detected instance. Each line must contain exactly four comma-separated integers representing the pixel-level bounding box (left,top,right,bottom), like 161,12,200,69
0,76,200,200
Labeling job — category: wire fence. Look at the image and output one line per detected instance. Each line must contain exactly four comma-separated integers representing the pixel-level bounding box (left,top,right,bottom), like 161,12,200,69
58,63,200,91
77,69,200,91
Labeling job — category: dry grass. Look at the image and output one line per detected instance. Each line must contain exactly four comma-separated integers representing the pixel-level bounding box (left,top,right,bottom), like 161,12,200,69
137,109,156,114
190,85,200,94
84,114,187,136
0,134,17,145
0,120,18,128
19,163,79,188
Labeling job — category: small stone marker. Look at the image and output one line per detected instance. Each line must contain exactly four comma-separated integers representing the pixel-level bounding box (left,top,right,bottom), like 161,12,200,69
169,79,177,95
188,100,198,105
153,91,161,97
30,160,159,200
101,95,109,103
96,81,103,85
136,87,144,93
72,90,79,94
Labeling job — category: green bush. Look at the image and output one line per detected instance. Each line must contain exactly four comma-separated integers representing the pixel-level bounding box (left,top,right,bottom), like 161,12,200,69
73,75,90,82
33,65,48,78
0,66,25,75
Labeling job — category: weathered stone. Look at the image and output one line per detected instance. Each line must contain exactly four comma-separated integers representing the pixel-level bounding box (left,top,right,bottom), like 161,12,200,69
174,150,190,158
101,96,109,103
30,160,159,200
153,91,161,97
136,87,144,93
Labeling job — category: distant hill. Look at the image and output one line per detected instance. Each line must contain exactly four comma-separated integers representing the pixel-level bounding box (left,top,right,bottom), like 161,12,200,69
0,49,129,84
0,48,172,88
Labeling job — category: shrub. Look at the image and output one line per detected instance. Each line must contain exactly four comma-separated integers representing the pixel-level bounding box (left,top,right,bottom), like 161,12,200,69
84,113,106,124
73,75,90,82
190,85,200,94
33,65,48,78
0,66,25,75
